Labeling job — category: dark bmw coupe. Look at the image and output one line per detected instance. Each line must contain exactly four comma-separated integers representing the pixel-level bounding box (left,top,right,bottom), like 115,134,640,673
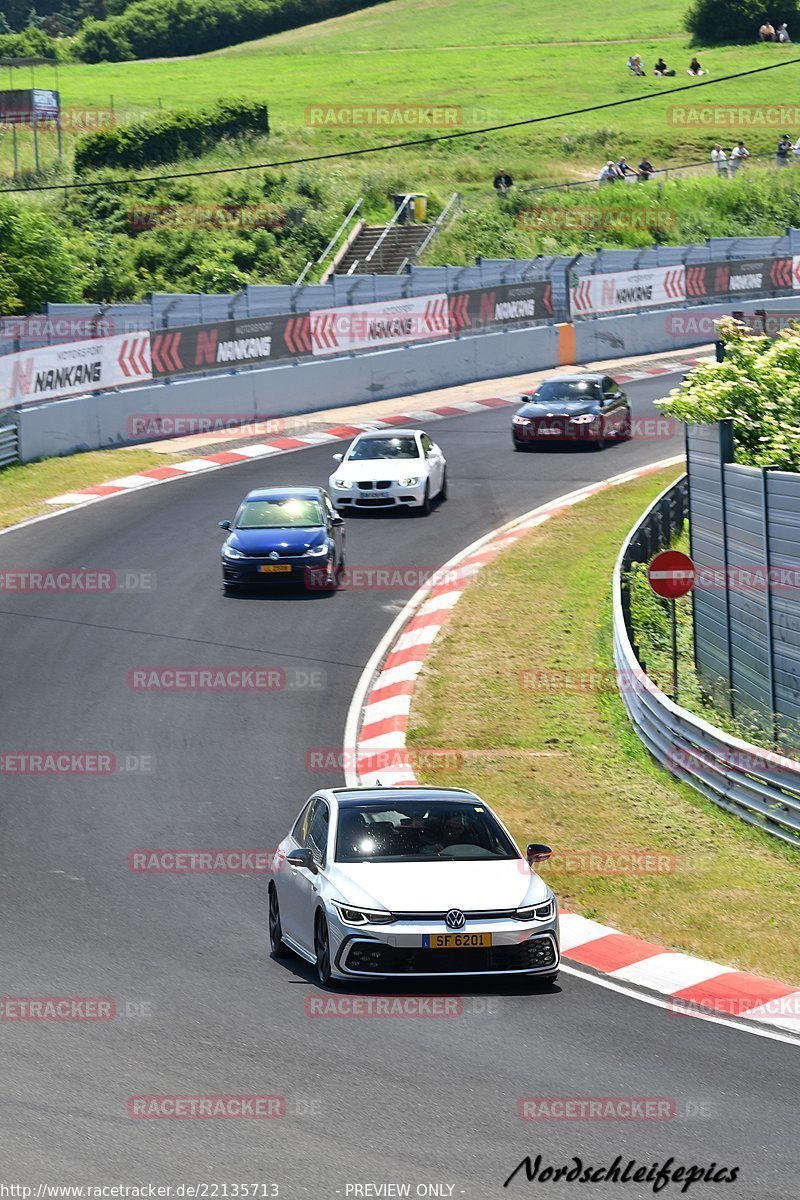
511,374,631,450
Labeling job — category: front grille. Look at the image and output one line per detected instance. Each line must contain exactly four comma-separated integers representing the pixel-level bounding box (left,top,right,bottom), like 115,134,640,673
343,935,557,975
356,480,392,491
355,497,397,507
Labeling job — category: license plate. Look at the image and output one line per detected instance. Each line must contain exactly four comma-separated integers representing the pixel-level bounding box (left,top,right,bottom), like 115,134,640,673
422,933,492,949
361,490,390,497
538,426,560,435
259,564,292,573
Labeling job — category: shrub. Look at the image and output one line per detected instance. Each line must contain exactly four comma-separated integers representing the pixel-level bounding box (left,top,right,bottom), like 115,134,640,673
657,317,800,469
0,26,64,58
0,198,82,313
74,99,270,171
74,0,391,61
685,0,800,44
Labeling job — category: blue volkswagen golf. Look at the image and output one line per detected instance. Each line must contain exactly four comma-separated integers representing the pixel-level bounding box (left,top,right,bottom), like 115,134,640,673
219,487,346,592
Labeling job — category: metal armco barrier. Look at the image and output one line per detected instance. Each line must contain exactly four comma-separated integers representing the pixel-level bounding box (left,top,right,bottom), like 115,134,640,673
0,422,18,467
614,476,800,847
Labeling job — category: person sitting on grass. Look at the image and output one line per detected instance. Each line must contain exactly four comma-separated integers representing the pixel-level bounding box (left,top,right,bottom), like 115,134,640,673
778,22,791,40
493,168,514,196
687,56,708,76
627,54,646,76
759,21,776,39
654,57,676,76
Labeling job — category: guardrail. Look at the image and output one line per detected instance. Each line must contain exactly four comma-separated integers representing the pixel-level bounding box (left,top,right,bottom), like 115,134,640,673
0,422,18,469
613,475,800,847
296,197,364,286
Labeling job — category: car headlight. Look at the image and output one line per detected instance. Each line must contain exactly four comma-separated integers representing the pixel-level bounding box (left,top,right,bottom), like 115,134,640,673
303,543,330,558
333,903,395,926
513,898,556,922
570,414,597,424
397,477,419,487
333,479,353,489
512,415,531,426
223,544,246,560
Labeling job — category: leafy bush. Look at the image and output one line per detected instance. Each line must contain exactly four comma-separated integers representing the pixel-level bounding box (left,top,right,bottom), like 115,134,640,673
657,316,800,469
0,198,82,313
74,0,390,61
0,26,64,57
685,0,799,44
74,100,270,171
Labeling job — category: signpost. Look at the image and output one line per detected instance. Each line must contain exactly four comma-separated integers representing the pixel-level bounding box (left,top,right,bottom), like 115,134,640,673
647,550,696,701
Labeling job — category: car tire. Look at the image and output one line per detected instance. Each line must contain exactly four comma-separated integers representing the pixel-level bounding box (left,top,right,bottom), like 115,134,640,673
513,437,528,452
417,483,432,516
438,469,448,502
268,885,289,959
223,581,237,594
314,911,334,986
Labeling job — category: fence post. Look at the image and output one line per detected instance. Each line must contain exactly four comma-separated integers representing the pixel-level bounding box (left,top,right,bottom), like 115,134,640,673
761,465,779,747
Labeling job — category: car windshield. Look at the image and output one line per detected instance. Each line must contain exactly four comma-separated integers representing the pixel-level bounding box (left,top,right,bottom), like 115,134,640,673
335,800,519,863
527,380,601,409
346,436,419,461
236,498,323,529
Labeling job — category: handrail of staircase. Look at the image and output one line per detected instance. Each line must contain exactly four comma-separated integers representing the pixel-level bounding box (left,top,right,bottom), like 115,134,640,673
411,192,461,265
364,193,415,266
295,197,364,285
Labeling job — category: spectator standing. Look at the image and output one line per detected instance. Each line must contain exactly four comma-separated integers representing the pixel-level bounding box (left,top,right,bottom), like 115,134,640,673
637,155,655,181
711,144,728,176
493,168,513,196
616,156,638,180
729,141,750,174
792,133,800,159
599,160,621,184
778,22,791,40
759,21,776,39
777,135,792,165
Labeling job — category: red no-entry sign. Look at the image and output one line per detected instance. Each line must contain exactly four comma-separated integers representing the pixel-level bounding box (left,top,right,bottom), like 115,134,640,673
647,550,696,599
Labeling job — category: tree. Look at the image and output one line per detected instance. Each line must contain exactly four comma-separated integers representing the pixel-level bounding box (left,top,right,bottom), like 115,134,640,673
685,0,800,43
657,317,800,469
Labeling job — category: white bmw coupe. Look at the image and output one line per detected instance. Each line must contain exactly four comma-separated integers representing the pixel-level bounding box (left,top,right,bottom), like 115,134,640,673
328,428,447,515
269,786,559,985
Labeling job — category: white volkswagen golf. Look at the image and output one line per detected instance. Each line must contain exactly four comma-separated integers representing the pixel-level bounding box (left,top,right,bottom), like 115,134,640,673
328,428,447,515
269,786,559,985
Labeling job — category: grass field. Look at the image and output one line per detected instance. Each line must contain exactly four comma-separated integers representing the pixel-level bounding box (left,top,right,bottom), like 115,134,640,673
407,466,800,985
7,0,800,199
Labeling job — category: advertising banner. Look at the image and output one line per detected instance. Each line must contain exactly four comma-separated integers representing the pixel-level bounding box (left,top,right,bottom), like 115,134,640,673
571,266,686,316
310,294,449,356
0,331,151,407
449,280,553,333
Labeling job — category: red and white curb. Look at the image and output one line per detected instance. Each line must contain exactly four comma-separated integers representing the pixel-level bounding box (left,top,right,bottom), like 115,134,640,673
43,357,706,510
344,457,800,1040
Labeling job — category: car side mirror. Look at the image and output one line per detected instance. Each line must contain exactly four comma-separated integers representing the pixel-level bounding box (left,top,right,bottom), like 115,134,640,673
286,847,318,874
331,515,345,526
612,391,623,400
218,520,231,531
526,843,552,864
332,452,343,462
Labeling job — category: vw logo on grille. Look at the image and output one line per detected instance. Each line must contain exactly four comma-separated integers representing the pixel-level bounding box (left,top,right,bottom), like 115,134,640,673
269,551,280,561
445,908,466,930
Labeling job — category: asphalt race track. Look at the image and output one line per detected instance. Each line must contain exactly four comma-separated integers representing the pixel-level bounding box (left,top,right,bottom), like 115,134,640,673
1,373,797,1197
